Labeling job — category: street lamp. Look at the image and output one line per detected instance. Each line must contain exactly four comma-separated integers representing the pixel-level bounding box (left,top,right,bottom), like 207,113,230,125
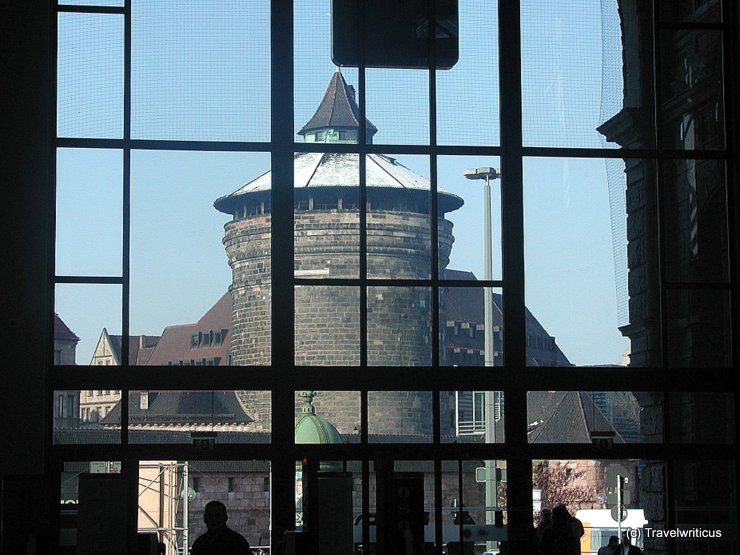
463,167,500,369
464,166,501,548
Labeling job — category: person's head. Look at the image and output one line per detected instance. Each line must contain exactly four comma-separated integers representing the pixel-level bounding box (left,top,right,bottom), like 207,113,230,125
203,500,229,531
552,505,569,526
608,535,619,546
621,531,632,546
539,508,552,526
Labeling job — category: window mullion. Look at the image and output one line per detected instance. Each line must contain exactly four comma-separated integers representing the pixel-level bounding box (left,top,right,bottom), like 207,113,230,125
271,0,297,547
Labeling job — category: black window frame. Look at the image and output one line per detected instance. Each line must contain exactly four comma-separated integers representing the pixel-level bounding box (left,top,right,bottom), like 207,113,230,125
47,0,739,552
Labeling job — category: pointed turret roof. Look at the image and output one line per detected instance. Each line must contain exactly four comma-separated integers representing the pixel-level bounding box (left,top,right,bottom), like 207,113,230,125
298,71,377,137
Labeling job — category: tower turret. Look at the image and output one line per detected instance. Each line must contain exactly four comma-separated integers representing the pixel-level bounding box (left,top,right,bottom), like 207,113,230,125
298,70,378,144
215,72,463,437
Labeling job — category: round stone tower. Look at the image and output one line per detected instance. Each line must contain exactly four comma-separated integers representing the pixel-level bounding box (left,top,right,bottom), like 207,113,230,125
214,71,463,437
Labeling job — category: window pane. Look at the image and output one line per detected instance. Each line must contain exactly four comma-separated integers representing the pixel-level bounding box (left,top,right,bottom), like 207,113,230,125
55,283,121,367
57,13,123,139
52,390,121,445
390,461,437,547
438,156,501,282
367,155,431,280
437,0,499,146
665,289,732,368
127,391,271,444
56,148,122,277
367,287,432,366
533,459,661,554
131,151,270,366
658,0,721,22
443,391,505,443
522,0,654,148
527,392,662,444
294,152,359,279
294,390,360,444
524,158,633,367
660,30,725,150
295,287,360,366
294,0,362,143
662,159,729,283
669,392,734,443
668,460,737,553
139,460,271,555
441,287,505,367
368,391,432,442
366,69,429,145
131,0,270,141
60,461,122,550
295,459,362,552
54,390,120,444
444,460,506,553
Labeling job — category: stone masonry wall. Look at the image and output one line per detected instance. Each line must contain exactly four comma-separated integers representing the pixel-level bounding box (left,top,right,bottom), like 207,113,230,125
183,472,271,549
226,208,455,437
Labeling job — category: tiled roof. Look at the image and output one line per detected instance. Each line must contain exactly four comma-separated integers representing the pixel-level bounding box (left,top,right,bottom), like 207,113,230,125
527,391,624,444
298,71,377,136
100,391,252,426
145,292,231,366
53,429,272,445
54,313,79,342
189,461,271,473
108,334,160,365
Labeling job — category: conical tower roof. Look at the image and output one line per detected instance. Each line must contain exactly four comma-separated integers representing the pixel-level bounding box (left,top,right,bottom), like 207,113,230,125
298,71,377,138
213,152,463,215
213,72,463,216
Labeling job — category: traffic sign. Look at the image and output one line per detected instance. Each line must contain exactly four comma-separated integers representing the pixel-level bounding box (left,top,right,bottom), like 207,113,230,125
611,506,628,523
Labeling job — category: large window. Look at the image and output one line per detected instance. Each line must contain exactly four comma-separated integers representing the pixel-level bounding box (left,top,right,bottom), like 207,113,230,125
50,0,737,553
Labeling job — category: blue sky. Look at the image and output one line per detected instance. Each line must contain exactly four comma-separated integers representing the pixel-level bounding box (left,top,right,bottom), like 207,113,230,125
55,0,628,366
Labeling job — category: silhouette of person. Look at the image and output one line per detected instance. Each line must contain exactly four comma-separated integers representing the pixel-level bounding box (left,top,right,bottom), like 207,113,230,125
533,508,553,555
536,508,553,543
191,500,252,555
619,532,642,555
597,535,619,555
553,504,584,543
540,505,580,555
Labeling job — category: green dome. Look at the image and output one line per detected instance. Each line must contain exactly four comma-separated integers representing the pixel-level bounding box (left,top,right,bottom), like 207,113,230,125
294,391,343,445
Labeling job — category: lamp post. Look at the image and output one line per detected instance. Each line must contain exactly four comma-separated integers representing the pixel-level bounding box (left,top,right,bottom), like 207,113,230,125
464,166,501,548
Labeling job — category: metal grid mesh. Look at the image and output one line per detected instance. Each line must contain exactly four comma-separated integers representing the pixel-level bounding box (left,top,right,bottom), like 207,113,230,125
599,0,630,326
294,0,358,138
521,0,622,149
57,13,124,138
131,0,271,142
436,0,500,146
294,0,430,145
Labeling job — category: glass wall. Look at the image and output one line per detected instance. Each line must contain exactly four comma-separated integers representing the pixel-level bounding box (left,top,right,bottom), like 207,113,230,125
48,0,737,553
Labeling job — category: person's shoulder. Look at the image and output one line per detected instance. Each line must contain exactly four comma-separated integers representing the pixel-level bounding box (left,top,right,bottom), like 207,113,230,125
190,534,204,554
225,527,251,549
